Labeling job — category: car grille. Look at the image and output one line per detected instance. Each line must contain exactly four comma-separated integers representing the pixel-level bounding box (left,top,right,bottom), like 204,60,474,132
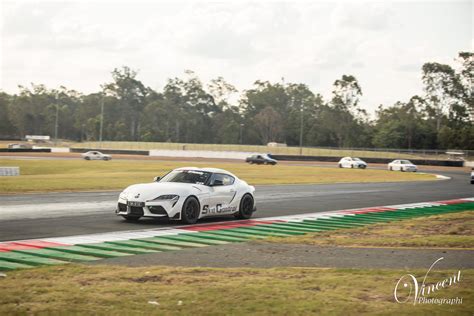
118,203,127,213
149,206,168,215
129,207,144,216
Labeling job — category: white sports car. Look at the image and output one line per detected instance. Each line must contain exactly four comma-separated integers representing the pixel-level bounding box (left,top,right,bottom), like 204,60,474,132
388,160,418,172
338,157,367,169
116,167,256,224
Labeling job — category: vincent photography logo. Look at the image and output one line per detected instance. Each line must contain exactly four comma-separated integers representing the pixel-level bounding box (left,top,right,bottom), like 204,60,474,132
394,257,463,305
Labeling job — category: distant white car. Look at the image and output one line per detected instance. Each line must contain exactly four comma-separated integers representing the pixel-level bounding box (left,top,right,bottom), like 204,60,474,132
470,169,474,184
388,160,417,172
116,167,256,224
8,143,32,149
338,157,367,169
82,151,112,161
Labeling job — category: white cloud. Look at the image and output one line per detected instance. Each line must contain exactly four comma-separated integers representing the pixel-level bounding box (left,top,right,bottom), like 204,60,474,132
0,0,472,114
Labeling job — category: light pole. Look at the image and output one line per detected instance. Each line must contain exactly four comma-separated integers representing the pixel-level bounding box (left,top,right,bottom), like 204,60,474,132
239,123,244,145
299,104,304,155
54,92,60,145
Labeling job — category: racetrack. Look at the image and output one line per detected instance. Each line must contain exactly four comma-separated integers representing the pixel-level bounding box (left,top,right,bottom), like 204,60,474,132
0,168,471,242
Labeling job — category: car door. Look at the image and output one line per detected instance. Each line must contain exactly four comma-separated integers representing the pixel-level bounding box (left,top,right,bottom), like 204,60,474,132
342,158,351,168
396,161,402,170
207,173,237,215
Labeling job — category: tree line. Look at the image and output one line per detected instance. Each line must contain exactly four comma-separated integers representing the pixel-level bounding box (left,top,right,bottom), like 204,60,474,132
0,52,472,150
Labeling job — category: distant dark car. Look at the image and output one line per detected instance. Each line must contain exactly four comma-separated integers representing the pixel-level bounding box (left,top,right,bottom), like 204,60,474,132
245,154,277,165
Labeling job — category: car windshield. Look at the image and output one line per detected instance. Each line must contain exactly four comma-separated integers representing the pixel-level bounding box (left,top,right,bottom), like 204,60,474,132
354,158,362,161
400,160,412,164
159,170,211,185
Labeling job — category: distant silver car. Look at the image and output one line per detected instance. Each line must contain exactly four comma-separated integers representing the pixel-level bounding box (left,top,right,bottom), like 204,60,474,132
81,151,112,161
470,169,474,184
388,160,417,172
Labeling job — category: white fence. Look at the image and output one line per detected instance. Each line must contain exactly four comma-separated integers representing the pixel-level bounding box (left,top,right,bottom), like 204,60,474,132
0,167,20,176
33,147,70,153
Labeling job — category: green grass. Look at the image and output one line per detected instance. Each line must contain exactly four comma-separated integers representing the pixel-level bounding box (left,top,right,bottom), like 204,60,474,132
265,210,474,249
74,141,432,159
0,265,472,315
0,159,435,193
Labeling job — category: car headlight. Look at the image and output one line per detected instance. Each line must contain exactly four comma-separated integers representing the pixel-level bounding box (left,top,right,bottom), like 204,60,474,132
151,194,179,201
119,192,128,200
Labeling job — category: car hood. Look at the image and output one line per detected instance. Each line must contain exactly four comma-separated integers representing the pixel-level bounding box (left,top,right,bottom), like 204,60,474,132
121,182,202,201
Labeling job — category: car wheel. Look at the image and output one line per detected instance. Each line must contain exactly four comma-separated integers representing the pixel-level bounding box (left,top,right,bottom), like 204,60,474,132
181,196,200,224
351,164,354,169
122,215,141,222
401,167,405,172
85,157,90,160
338,164,342,168
272,162,276,165
235,194,254,219
389,166,392,171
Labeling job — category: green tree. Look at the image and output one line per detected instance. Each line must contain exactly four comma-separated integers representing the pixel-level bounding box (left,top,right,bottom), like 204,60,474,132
103,66,150,140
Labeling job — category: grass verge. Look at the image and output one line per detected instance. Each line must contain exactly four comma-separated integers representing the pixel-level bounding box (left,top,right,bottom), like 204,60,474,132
265,210,474,249
0,159,435,193
0,265,472,315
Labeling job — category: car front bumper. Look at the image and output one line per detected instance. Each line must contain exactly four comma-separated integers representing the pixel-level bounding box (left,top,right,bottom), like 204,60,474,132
115,197,183,220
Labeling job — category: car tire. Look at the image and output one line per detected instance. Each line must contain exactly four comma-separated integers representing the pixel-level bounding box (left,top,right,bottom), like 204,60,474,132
351,164,354,169
338,164,342,168
272,162,276,165
401,167,405,172
389,166,392,171
181,196,200,224
122,215,141,222
85,157,90,160
235,194,254,219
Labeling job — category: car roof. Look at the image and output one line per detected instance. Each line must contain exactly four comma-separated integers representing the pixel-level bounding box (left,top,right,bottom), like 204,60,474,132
174,167,237,177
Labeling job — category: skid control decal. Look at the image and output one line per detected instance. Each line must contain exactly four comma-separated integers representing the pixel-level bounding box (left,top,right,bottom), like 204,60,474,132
0,198,473,270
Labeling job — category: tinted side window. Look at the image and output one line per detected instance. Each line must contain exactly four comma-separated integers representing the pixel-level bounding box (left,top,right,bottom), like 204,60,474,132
211,173,235,186
222,174,235,185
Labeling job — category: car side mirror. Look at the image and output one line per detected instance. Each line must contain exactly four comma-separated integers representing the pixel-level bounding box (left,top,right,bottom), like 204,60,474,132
153,176,161,182
211,179,224,186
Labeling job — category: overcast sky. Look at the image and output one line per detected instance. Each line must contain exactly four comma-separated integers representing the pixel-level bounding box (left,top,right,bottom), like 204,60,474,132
0,0,472,113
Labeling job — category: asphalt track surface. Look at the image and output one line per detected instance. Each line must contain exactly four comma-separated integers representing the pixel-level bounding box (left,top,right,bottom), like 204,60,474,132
0,166,472,242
